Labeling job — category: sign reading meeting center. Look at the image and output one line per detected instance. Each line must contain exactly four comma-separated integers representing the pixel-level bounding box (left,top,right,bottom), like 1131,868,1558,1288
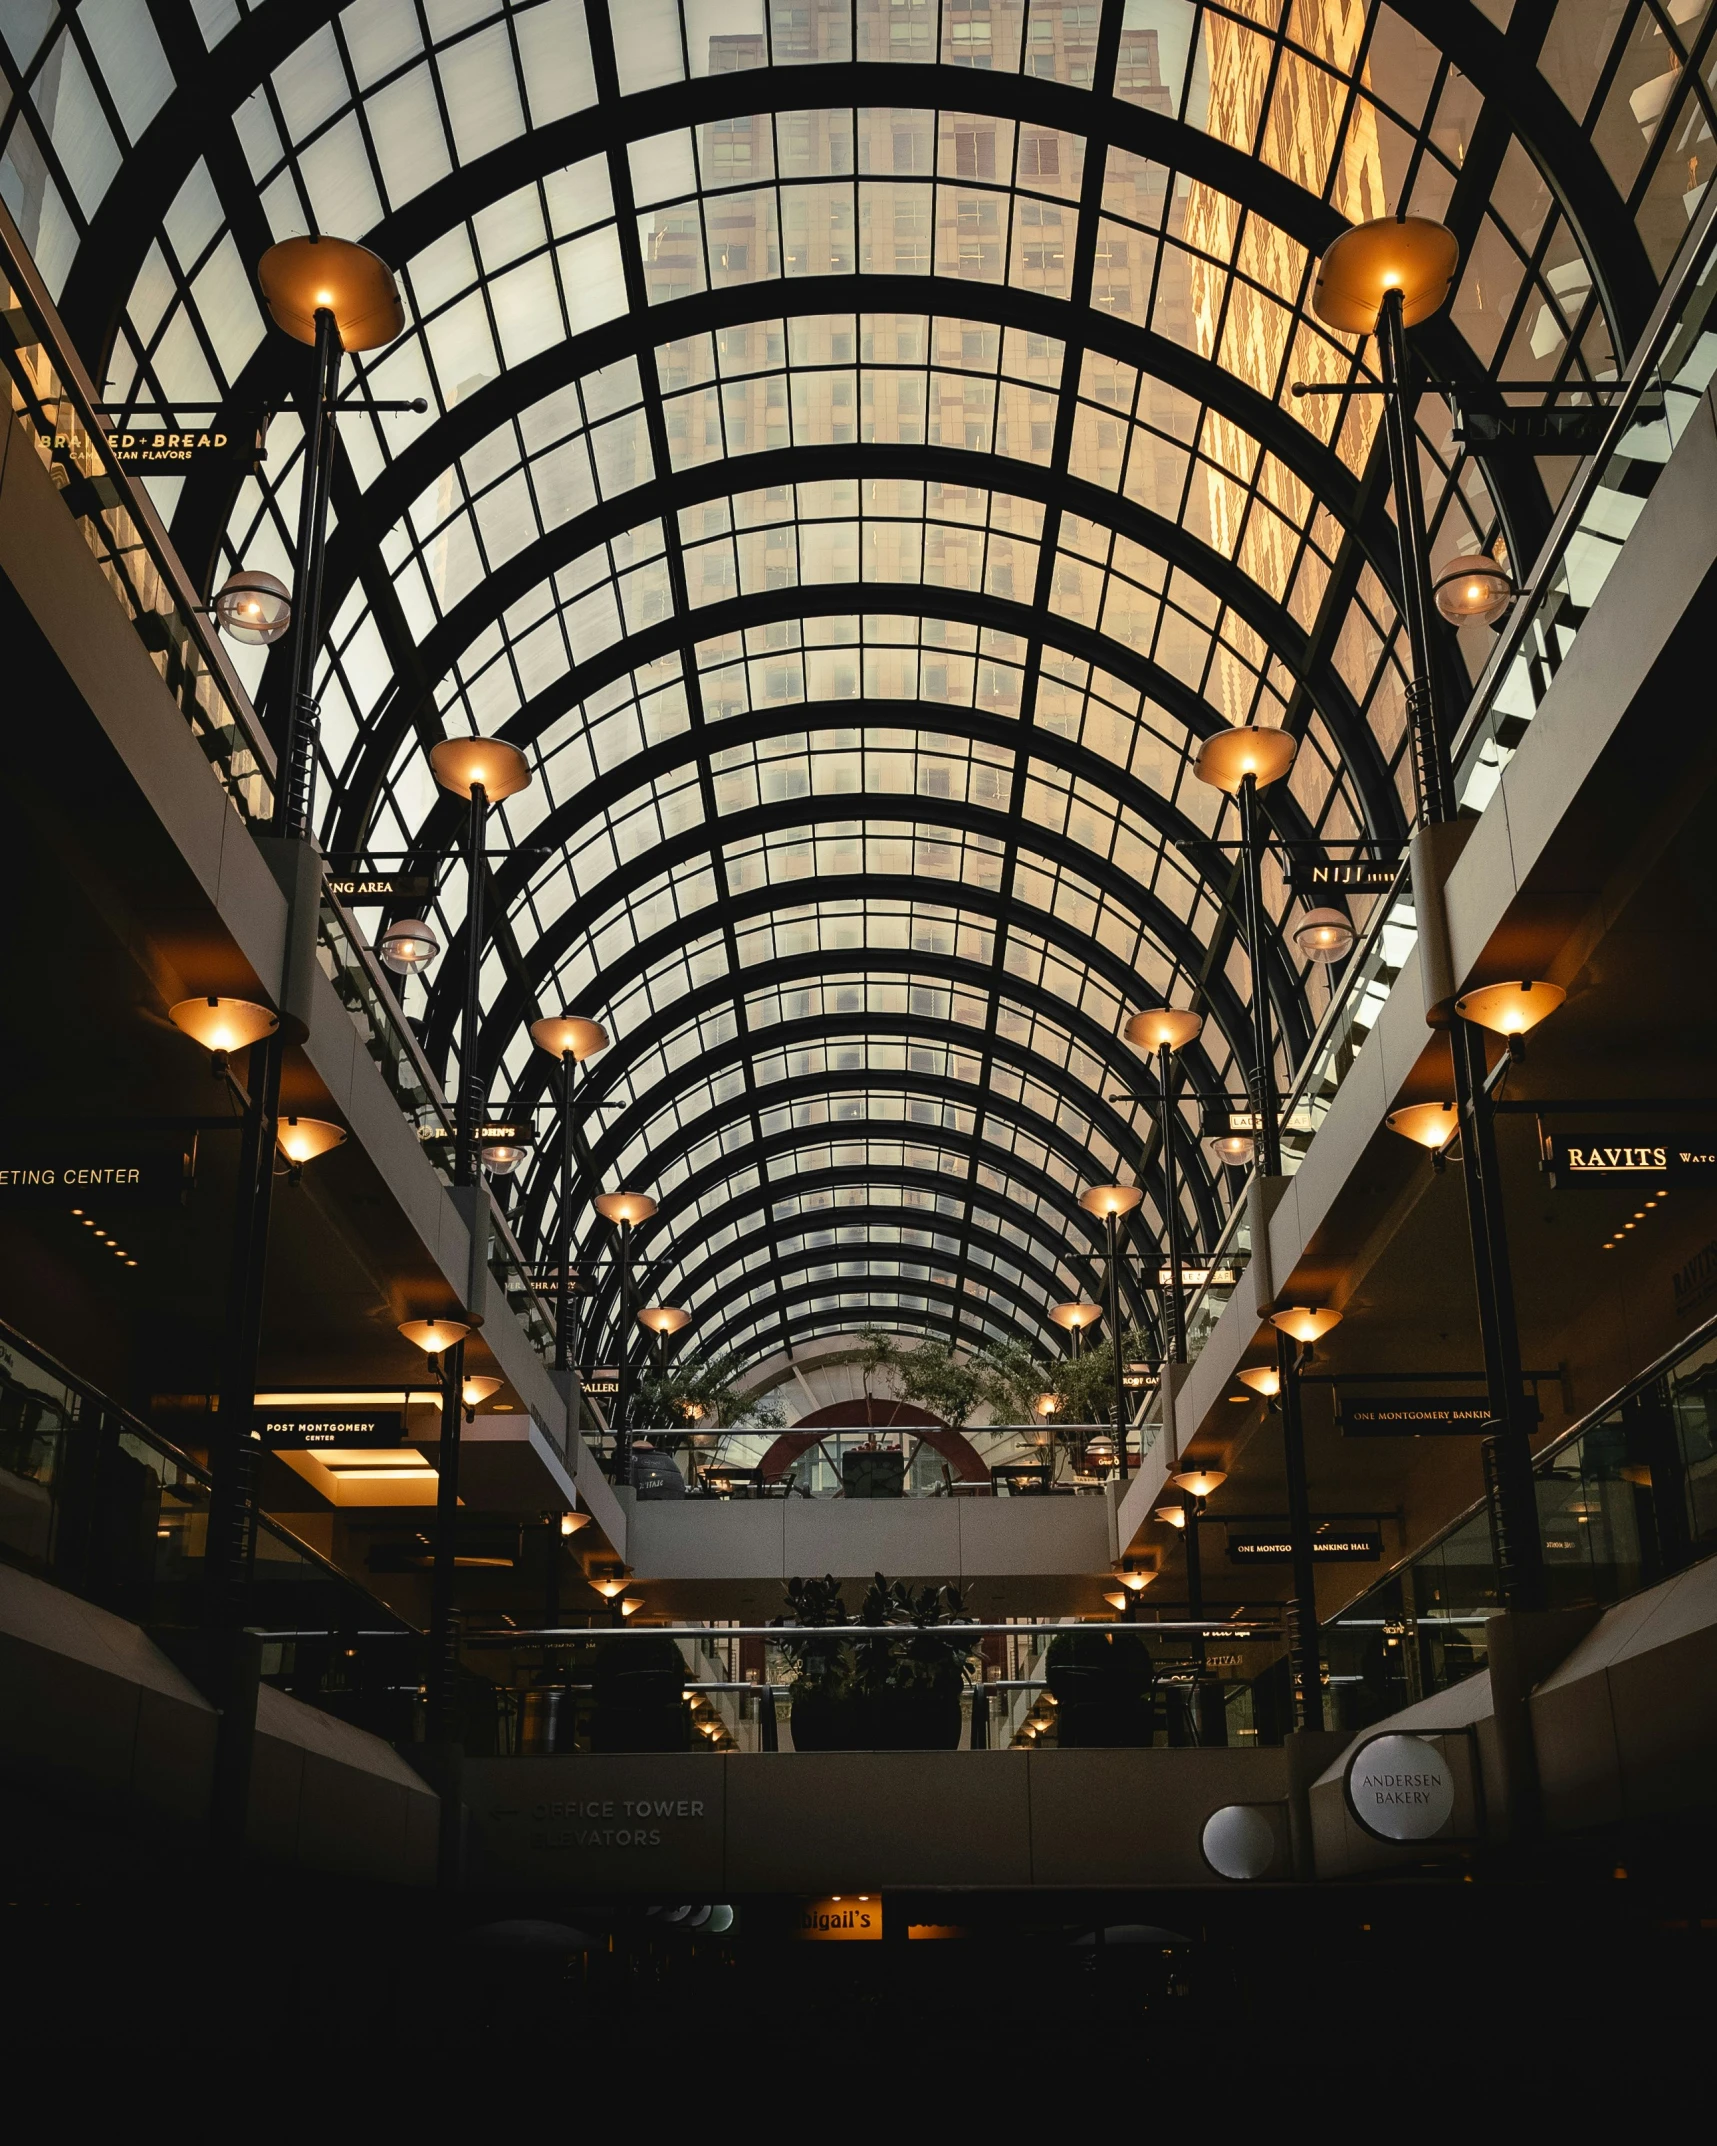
1345,1732,1456,1843
0,1140,190,1206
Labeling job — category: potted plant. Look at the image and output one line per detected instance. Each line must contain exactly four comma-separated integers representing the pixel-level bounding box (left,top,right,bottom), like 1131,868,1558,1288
1044,1628,1157,1748
774,1575,861,1750
776,1573,979,1749
587,1633,691,1752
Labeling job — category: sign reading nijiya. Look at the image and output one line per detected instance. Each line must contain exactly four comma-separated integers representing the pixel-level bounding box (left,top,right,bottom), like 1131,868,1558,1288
1546,1135,1717,1188
1286,858,1399,896
0,1140,191,1205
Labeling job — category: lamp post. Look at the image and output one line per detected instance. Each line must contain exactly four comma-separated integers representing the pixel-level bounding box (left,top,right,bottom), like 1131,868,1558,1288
1121,1008,1204,1362
1268,1303,1342,1729
529,1015,611,1377
1079,1184,1144,1472
1171,1466,1228,1744
639,1304,692,1384
1049,1300,1101,1359
1314,213,1547,1609
595,1191,658,1481
397,1317,473,1783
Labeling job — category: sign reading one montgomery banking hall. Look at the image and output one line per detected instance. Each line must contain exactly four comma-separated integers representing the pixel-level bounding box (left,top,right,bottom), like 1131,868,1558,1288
0,1140,190,1205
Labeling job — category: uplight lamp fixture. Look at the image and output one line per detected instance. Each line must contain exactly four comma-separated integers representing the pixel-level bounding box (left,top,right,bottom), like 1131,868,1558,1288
257,234,405,351
1050,1300,1102,1332
1033,1391,1062,1418
461,1375,502,1409
1171,1468,1228,1499
1117,1570,1154,1593
379,920,439,976
1103,1591,1129,1612
1237,1365,1281,1398
530,1014,609,1062
397,1316,472,1355
591,1575,629,1601
1311,215,1460,334
1293,908,1356,965
1433,554,1514,627
619,1597,644,1617
276,1115,345,1165
560,1511,590,1537
1269,1305,1343,1345
212,568,291,645
595,1190,657,1226
1386,1101,1459,1152
639,1305,692,1336
168,995,278,1055
1155,1504,1188,1529
1193,726,1297,795
1454,980,1566,1037
428,735,533,802
1079,1183,1144,1219
1124,1007,1204,1053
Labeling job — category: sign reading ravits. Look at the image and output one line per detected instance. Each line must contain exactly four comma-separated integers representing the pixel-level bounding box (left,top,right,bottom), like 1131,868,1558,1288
0,1141,190,1206
1546,1134,1717,1188
1345,1732,1456,1842
795,1896,882,1942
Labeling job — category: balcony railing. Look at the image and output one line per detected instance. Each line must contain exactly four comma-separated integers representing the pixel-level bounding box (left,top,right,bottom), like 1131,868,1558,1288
0,200,274,826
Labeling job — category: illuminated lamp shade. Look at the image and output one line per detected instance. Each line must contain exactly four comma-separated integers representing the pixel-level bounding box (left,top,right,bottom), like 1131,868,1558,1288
1311,216,1460,334
1103,1590,1128,1611
1171,1468,1228,1499
1208,1131,1256,1168
1293,908,1356,965
1155,1503,1188,1529
1117,1570,1154,1593
638,1305,692,1336
619,1598,644,1619
397,1316,472,1354
530,1014,609,1062
276,1115,345,1165
168,996,279,1054
1237,1365,1282,1398
1083,1433,1118,1471
1079,1183,1145,1219
1433,554,1514,627
591,1574,629,1600
1454,980,1566,1037
1033,1391,1063,1418
560,1511,590,1536
1124,1007,1204,1053
1193,726,1297,795
461,1375,502,1409
257,234,405,351
595,1190,657,1226
1050,1301,1102,1332
378,920,439,976
1386,1101,1459,1152
480,1139,531,1177
1269,1305,1343,1344
428,735,533,802
212,568,291,645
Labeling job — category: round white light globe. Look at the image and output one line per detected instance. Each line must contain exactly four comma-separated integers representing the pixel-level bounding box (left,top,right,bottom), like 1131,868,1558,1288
1201,1802,1277,1881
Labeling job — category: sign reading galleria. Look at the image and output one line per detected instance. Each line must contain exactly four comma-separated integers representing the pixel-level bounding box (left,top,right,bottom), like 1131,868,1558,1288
0,1140,191,1205
1345,1731,1456,1843
1546,1134,1717,1188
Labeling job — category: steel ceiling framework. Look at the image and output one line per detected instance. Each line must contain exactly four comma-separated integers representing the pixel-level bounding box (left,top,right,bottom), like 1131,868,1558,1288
3,0,1704,1375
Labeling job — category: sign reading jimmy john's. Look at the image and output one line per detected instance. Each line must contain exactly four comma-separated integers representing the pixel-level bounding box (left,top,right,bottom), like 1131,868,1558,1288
0,1141,191,1205
1546,1134,1717,1188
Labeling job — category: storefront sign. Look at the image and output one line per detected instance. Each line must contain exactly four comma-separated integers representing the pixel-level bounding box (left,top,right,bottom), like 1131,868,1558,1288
1546,1133,1717,1188
1121,1364,1159,1392
1672,1237,1717,1323
1340,1396,1506,1436
1457,406,1609,455
1226,1528,1382,1565
1157,1264,1239,1287
326,872,435,904
1286,858,1398,896
1345,1731,1456,1842
794,1896,882,1942
417,1122,523,1145
105,426,252,473
257,1408,408,1449
583,1368,621,1398
0,1140,190,1205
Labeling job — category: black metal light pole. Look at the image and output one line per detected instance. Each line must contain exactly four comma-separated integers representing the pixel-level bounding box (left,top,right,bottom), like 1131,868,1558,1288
1273,1325,1324,1728
1236,775,1282,1179
1157,1041,1189,1363
595,1192,656,1483
528,1020,610,1378
1323,222,1546,1611
428,1335,467,1746
1079,1185,1143,1475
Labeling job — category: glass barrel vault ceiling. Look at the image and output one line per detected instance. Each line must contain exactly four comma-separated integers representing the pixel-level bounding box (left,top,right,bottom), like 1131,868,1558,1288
1,0,1707,1369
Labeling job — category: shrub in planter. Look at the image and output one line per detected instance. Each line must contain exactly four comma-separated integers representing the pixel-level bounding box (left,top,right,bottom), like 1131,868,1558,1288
1044,1628,1157,1748
776,1574,978,1749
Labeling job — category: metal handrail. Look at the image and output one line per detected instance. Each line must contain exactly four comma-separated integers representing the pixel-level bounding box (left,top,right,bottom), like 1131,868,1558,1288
1327,1303,1717,1620
0,196,277,796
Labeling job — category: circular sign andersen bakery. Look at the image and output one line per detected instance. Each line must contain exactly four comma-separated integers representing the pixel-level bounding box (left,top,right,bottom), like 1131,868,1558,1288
1344,1731,1456,1842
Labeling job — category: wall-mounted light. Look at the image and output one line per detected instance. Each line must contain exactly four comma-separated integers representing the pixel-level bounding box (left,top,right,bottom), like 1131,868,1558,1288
1454,980,1565,1038
1155,1504,1188,1529
1117,1570,1154,1593
560,1511,590,1537
168,995,278,1074
461,1374,502,1416
1386,1100,1459,1171
212,568,291,645
276,1115,345,1167
1269,1306,1343,1345
379,919,439,976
